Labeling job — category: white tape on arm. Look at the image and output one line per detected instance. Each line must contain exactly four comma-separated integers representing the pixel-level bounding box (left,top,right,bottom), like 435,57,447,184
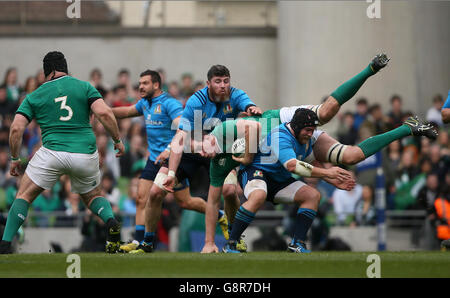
283,159,314,177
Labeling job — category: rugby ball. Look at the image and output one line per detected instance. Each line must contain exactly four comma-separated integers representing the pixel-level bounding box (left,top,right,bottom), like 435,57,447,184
231,137,246,157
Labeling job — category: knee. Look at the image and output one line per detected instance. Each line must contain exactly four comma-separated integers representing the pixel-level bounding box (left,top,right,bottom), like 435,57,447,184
342,146,364,165
135,193,148,209
296,188,321,208
222,184,237,200
149,186,165,204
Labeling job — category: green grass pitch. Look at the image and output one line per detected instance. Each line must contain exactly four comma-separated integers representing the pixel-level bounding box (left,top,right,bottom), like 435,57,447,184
0,251,449,278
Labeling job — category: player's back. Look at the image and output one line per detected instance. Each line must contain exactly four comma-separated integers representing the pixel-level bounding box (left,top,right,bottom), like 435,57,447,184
17,76,99,154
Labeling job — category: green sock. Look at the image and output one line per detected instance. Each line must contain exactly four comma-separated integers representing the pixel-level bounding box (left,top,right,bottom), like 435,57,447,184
89,197,115,223
330,64,375,105
2,198,29,242
357,125,411,157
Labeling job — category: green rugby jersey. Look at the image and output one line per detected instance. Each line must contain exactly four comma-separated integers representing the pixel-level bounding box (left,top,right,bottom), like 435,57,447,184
209,109,282,187
16,76,101,154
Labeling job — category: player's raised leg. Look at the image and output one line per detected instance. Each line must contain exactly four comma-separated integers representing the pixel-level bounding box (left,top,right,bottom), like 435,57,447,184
299,53,390,125
313,116,438,166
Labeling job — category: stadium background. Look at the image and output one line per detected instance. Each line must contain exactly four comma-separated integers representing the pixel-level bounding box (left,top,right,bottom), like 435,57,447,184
0,0,449,254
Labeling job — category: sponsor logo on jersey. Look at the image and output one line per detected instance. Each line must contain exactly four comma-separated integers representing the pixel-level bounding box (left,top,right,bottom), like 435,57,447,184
218,158,226,166
154,104,162,114
253,170,263,177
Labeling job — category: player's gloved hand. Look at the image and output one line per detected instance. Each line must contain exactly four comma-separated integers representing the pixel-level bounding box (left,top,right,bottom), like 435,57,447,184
246,106,262,116
9,159,21,177
155,150,170,165
113,139,125,157
201,242,219,253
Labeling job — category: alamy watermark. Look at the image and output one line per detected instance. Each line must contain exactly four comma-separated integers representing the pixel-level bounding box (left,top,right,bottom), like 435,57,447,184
367,0,381,19
66,253,81,278
366,254,381,278
66,0,81,19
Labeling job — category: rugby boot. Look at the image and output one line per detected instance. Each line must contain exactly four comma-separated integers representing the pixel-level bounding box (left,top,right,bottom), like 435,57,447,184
105,219,121,254
129,242,154,254
404,116,438,140
0,240,12,254
119,240,140,253
222,240,241,253
287,241,311,253
370,53,390,73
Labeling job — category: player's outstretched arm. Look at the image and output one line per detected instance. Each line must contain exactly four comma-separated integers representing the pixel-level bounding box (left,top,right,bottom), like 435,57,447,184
9,114,29,176
91,99,125,157
285,159,353,182
310,160,356,191
111,105,141,119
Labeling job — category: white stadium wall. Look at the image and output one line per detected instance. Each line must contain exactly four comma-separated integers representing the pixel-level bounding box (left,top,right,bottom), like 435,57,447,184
0,36,277,112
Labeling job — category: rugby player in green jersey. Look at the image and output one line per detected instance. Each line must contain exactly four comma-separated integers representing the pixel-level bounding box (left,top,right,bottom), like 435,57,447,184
0,52,125,254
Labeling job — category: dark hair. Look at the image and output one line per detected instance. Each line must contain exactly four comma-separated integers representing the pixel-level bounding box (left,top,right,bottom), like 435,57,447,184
140,69,161,89
356,97,368,106
369,103,381,114
113,84,127,93
290,108,319,137
433,94,443,103
118,69,130,76
390,94,402,104
43,51,68,77
207,65,230,81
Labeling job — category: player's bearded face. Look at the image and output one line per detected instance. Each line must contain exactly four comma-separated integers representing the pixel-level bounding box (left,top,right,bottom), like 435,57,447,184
139,76,156,99
297,127,315,144
208,76,231,103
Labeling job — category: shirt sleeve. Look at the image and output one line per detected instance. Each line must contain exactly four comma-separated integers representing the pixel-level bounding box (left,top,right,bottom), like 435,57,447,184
443,90,450,109
231,88,256,113
16,95,33,121
179,98,201,131
165,98,184,120
134,99,145,115
271,130,297,166
86,82,102,100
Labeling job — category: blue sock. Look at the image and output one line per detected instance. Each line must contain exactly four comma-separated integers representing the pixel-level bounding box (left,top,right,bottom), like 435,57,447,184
144,232,155,245
135,225,145,243
230,206,255,242
292,208,317,244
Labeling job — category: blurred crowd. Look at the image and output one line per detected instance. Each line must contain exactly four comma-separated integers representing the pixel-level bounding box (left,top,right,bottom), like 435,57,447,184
0,66,448,251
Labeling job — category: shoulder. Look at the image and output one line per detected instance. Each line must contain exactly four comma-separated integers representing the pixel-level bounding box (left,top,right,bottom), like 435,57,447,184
186,89,207,108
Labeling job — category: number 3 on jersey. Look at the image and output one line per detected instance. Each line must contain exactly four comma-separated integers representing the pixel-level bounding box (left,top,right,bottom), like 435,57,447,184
55,96,73,121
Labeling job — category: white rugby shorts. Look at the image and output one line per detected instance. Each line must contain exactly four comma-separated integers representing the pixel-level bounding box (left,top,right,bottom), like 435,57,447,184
26,146,101,194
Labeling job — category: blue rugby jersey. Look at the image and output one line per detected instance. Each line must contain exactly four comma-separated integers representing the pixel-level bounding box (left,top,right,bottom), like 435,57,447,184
443,90,450,109
248,123,316,183
135,92,183,161
178,86,255,132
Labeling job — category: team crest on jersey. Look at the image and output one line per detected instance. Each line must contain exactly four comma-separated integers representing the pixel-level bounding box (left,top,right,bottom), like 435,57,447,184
253,170,263,177
154,104,162,114
223,103,233,114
